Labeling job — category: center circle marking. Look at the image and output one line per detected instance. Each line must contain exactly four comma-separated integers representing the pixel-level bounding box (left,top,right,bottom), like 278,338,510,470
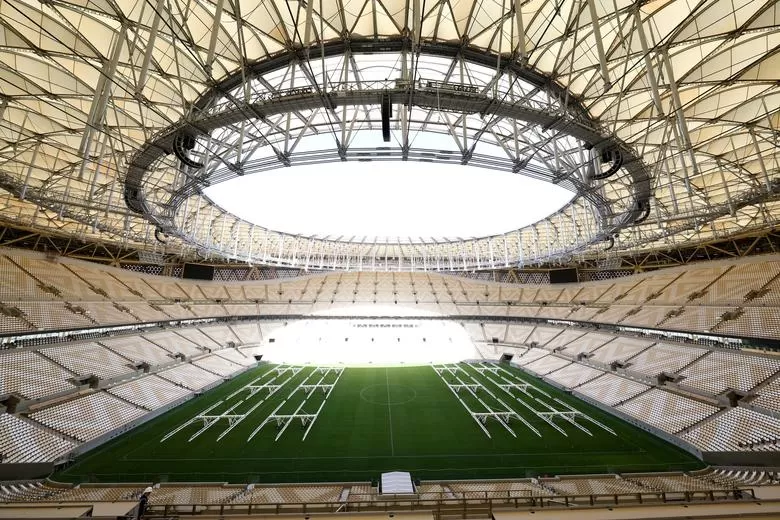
359,384,417,406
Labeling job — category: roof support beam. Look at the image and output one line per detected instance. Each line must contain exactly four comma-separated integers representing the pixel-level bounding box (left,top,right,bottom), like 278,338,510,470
586,0,611,90
513,0,527,61
749,128,771,191
661,49,701,180
633,8,664,116
79,25,127,164
206,0,227,74
136,0,165,95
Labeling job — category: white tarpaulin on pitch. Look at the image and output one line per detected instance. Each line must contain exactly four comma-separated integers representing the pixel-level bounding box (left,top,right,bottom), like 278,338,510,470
380,471,414,494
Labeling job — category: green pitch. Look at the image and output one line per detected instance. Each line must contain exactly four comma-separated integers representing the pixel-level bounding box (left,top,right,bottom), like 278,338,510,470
55,363,703,483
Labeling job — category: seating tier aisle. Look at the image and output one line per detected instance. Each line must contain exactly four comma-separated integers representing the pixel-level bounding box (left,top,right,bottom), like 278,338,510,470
559,332,616,356
512,348,549,366
0,256,53,300
12,302,95,330
215,348,256,367
752,377,780,414
99,336,175,366
142,331,203,357
0,350,75,399
71,302,134,325
173,328,222,350
197,325,238,345
522,355,571,375
29,392,146,442
39,343,134,380
10,256,98,301
679,351,780,394
157,363,222,390
625,343,708,377
0,414,75,462
194,354,244,377
63,264,144,301
616,389,720,434
544,363,604,388
576,373,650,406
682,407,780,451
589,338,655,364
107,376,192,410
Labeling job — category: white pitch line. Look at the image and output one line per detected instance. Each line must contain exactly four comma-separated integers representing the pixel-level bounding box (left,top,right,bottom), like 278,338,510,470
160,400,224,443
188,402,243,442
301,368,343,441
513,394,568,436
553,397,616,435
274,399,308,441
248,401,285,441
461,364,541,437
491,363,552,398
432,365,491,438
535,399,593,436
450,367,516,438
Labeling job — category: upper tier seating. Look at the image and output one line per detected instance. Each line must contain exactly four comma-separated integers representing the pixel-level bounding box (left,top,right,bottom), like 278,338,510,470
4,248,780,342
29,392,146,442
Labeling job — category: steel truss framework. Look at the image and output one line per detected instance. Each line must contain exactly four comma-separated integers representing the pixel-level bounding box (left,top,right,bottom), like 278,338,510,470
125,43,652,271
0,0,778,272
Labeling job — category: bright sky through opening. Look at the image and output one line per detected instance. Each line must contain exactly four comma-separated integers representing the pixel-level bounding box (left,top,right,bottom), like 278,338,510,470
205,162,573,242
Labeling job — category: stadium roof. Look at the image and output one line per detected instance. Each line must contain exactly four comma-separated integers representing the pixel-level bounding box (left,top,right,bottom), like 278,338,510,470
0,0,778,271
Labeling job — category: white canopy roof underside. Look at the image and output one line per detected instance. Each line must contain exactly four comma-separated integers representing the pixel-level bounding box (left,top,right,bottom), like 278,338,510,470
0,0,778,269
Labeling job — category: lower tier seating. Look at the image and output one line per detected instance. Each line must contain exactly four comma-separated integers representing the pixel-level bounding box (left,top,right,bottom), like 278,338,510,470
682,407,780,451
616,389,719,434
0,415,75,463
107,376,192,411
28,392,146,442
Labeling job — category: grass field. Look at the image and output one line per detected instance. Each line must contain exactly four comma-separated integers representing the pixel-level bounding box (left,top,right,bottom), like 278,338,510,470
55,363,704,484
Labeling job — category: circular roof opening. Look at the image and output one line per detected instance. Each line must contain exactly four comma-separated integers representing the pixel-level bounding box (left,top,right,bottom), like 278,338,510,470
204,161,574,243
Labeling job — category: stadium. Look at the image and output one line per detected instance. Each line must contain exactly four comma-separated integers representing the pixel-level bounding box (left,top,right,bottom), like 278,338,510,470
0,0,780,518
